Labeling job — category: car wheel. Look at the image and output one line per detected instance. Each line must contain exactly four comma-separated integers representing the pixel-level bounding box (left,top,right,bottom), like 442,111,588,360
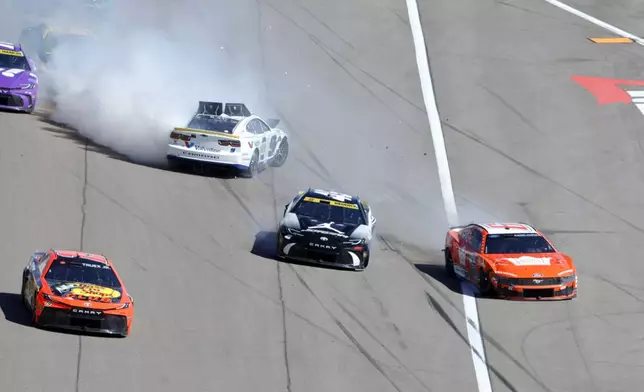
270,138,289,167
444,248,456,277
20,275,28,308
241,150,259,178
478,269,494,297
355,249,370,271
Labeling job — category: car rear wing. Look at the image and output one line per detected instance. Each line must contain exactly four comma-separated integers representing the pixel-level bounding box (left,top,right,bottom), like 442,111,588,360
197,101,252,117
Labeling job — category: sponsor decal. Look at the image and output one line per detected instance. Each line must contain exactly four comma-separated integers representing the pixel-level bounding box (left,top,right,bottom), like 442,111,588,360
54,282,121,303
305,222,348,237
303,196,359,210
180,140,220,153
320,237,328,241
0,49,24,57
532,273,543,277
193,145,220,153
500,256,552,266
1,68,24,78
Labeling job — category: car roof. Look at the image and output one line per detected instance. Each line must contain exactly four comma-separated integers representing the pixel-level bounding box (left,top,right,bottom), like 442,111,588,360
51,249,110,264
475,222,539,235
302,188,360,204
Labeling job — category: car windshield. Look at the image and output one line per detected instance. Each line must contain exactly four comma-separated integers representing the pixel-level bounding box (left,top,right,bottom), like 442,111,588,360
294,196,365,225
484,234,555,254
187,115,238,134
0,52,30,70
45,257,121,288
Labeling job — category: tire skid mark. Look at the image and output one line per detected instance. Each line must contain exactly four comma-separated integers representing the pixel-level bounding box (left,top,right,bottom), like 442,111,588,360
598,276,644,305
380,235,554,392
216,180,264,229
256,6,294,389
479,83,541,134
264,1,424,137
272,110,336,185
424,292,520,392
332,298,435,392
291,267,405,392
296,3,355,50
443,121,644,235
267,164,293,392
82,178,351,349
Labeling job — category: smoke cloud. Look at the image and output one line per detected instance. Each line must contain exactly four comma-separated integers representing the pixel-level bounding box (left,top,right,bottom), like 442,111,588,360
1,0,267,165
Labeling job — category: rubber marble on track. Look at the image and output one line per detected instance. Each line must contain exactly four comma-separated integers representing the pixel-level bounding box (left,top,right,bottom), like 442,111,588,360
0,0,477,391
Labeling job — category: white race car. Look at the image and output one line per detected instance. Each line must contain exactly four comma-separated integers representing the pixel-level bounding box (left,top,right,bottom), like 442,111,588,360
166,101,290,177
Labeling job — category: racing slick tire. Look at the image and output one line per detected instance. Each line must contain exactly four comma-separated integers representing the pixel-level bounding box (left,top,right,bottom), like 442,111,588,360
478,269,494,298
444,248,456,277
20,275,38,326
240,149,260,178
354,250,370,271
269,138,289,168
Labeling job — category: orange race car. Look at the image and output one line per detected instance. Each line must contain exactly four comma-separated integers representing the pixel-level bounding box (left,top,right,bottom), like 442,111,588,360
20,249,134,336
444,222,577,300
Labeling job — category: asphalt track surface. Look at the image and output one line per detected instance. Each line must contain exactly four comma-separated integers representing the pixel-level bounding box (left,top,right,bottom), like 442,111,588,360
0,0,643,391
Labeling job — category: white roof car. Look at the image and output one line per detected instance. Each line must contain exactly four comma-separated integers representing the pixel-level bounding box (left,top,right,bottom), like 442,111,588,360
166,101,289,178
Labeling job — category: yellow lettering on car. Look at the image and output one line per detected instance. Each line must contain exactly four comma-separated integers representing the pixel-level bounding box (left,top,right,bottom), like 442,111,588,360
303,197,359,209
0,49,24,57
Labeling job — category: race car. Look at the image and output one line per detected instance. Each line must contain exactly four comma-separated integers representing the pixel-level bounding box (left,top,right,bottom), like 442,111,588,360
276,188,377,270
18,24,94,65
21,249,134,337
444,222,577,300
0,42,39,113
166,101,289,178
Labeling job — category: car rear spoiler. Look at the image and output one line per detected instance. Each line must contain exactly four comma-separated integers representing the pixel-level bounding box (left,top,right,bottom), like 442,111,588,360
266,118,280,128
197,101,252,117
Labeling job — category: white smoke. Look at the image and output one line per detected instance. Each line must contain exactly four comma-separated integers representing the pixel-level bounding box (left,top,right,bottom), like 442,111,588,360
2,0,267,165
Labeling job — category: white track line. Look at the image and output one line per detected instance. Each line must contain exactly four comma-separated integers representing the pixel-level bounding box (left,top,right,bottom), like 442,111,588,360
544,0,644,46
404,1,493,392
403,0,458,227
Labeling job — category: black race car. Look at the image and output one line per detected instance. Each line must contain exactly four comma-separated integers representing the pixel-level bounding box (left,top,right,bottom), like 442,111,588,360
276,188,377,270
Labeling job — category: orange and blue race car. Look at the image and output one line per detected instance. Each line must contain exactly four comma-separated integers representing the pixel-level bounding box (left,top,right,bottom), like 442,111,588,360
444,222,578,300
21,249,134,337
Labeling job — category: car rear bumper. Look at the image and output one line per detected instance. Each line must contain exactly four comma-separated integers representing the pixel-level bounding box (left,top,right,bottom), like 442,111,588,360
37,307,129,336
166,145,249,170
0,90,37,111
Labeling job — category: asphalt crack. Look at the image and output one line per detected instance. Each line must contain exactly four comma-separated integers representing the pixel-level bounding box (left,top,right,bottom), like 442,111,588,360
75,137,89,392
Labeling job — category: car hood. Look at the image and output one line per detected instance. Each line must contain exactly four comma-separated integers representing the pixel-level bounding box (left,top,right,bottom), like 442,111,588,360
296,215,357,237
0,69,33,89
44,280,126,308
485,253,575,277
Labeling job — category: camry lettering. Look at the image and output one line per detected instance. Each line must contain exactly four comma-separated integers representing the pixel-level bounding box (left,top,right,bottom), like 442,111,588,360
309,242,337,250
72,309,102,316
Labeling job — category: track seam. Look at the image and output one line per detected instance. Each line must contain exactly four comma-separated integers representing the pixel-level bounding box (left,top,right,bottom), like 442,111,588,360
75,137,89,392
255,3,292,389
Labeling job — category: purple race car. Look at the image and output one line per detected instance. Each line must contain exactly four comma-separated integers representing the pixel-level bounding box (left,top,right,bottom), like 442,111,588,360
0,41,38,114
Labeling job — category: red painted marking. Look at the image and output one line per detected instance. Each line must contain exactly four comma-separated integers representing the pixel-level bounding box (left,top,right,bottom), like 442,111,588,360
572,75,644,105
